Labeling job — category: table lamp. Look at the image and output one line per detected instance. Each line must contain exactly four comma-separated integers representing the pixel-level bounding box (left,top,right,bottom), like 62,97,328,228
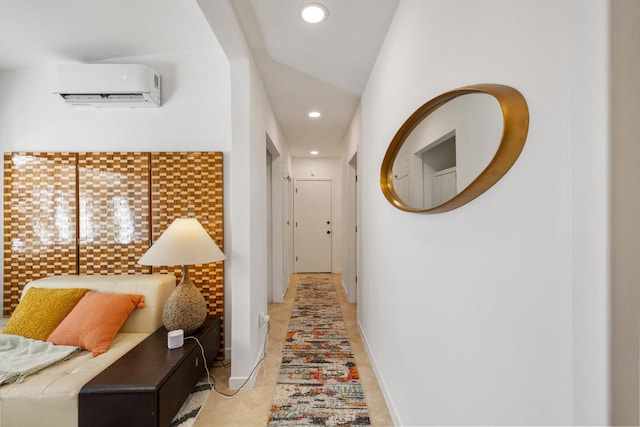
138,217,226,333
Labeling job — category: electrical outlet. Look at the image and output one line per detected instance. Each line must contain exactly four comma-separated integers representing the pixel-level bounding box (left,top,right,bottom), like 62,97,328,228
259,312,270,326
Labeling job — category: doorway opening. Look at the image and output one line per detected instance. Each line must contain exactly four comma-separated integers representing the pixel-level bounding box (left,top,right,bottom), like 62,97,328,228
266,134,288,302
345,151,358,303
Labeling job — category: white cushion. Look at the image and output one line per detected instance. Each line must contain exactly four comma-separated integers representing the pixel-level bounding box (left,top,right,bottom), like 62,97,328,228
22,274,175,334
0,333,147,427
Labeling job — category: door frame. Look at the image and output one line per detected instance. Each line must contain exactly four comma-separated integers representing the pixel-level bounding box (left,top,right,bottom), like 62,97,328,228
266,134,286,302
282,173,293,293
344,152,358,303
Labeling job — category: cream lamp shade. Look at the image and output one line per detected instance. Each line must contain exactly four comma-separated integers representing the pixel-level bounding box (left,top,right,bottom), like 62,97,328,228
138,217,226,266
138,217,225,333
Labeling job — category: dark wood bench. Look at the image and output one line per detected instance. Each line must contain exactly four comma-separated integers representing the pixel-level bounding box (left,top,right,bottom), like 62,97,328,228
79,316,220,427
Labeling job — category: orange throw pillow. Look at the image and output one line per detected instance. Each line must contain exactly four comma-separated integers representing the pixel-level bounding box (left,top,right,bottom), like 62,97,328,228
47,291,144,356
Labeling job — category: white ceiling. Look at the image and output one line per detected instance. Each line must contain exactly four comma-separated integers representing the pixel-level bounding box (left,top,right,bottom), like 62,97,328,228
0,0,218,68
0,0,399,158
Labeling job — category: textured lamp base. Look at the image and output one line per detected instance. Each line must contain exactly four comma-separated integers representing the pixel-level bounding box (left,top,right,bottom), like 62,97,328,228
163,279,207,334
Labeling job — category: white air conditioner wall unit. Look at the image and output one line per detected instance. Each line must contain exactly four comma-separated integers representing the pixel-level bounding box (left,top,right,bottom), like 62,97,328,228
54,64,161,107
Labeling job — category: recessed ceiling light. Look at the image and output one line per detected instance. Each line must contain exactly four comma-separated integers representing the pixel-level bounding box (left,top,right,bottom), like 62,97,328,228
301,3,328,24
308,111,321,118
310,150,319,155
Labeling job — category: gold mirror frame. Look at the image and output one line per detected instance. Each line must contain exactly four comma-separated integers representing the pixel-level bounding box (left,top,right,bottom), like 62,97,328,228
380,83,529,213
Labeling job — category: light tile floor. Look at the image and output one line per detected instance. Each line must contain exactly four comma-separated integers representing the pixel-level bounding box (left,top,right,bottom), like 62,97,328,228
195,273,395,427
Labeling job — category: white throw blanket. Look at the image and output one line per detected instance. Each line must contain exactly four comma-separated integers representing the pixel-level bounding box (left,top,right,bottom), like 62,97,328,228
0,333,80,385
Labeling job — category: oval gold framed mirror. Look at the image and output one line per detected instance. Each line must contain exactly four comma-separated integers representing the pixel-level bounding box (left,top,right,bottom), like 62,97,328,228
380,84,529,213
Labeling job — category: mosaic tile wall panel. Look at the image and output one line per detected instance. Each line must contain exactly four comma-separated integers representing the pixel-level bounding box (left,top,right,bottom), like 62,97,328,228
4,152,224,342
78,153,151,275
3,153,78,316
150,152,224,357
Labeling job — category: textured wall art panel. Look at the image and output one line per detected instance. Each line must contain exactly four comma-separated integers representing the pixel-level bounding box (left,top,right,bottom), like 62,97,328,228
4,152,224,355
78,152,151,275
150,152,224,357
3,152,78,316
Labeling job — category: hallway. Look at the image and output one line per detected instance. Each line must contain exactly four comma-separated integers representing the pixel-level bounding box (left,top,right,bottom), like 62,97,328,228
195,274,394,426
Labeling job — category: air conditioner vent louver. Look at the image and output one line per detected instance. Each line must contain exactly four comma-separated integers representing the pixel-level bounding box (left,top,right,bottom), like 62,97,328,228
61,93,149,102
54,64,161,108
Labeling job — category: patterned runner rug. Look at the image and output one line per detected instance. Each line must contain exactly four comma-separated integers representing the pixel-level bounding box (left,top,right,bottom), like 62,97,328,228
268,275,371,426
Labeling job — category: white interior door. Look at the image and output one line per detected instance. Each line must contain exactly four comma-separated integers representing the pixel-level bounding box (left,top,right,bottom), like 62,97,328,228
432,167,457,207
294,179,332,272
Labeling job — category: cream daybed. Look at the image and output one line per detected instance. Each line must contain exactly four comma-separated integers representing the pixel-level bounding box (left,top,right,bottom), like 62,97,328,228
0,274,175,427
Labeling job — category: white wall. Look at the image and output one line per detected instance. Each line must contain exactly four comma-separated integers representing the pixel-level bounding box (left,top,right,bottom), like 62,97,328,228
291,157,343,273
351,0,610,425
570,0,611,424
197,0,292,388
234,56,290,387
0,51,230,151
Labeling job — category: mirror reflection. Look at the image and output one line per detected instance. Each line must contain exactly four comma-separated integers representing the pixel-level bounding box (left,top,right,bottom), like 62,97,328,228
392,94,503,209
380,84,529,214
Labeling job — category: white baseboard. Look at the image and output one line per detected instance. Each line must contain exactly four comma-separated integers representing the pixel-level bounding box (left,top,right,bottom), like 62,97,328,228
228,324,268,390
228,373,255,390
341,277,357,304
358,320,402,426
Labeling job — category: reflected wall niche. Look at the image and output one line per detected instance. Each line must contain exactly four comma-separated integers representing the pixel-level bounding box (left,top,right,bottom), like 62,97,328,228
380,84,529,213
